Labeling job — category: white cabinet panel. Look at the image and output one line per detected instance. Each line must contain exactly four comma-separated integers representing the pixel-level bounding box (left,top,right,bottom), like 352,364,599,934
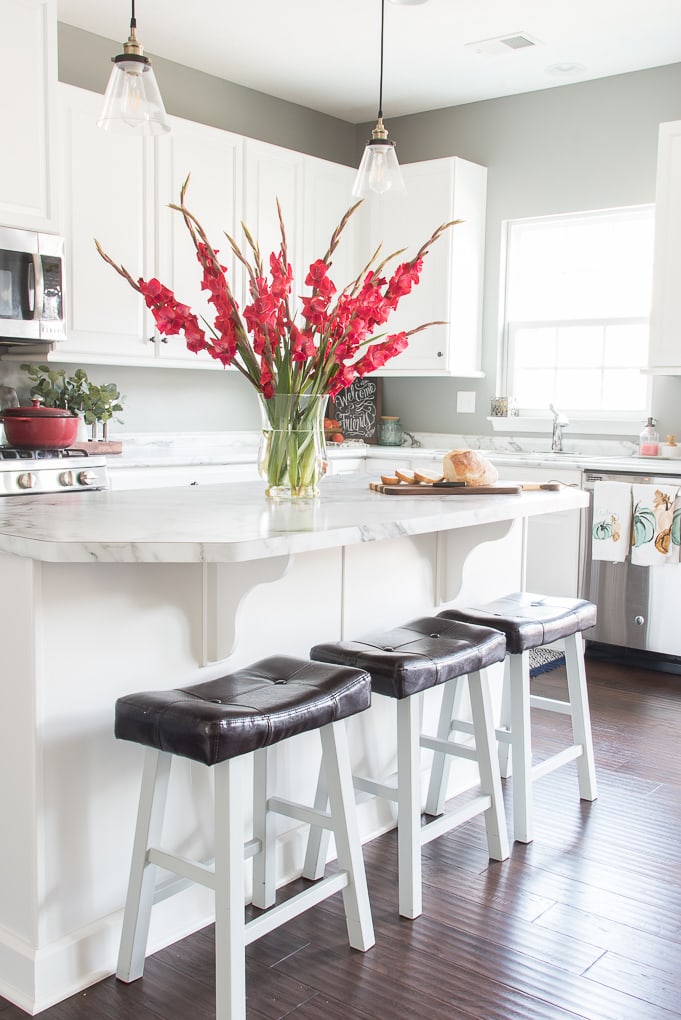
496,463,582,596
363,157,487,377
302,157,359,295
58,84,155,363
0,0,57,229
243,138,304,302
649,120,681,374
154,118,244,367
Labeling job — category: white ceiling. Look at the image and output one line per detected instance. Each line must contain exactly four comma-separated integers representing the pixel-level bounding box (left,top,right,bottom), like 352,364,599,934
57,0,681,123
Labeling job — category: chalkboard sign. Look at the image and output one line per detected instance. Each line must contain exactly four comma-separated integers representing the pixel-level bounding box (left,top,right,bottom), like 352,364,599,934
329,378,382,444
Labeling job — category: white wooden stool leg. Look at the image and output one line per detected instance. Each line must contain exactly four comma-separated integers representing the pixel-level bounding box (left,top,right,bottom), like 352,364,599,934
467,669,510,862
497,659,513,778
509,650,533,843
302,759,330,882
214,756,246,1020
424,677,461,817
117,748,171,983
252,747,277,909
564,633,598,802
320,721,375,951
396,695,423,919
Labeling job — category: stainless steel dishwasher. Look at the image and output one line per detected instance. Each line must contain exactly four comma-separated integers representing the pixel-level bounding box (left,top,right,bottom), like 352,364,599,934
581,467,681,668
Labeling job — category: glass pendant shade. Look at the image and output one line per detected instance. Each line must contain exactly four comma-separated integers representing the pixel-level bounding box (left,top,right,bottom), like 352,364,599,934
98,54,170,134
352,136,406,198
352,0,406,198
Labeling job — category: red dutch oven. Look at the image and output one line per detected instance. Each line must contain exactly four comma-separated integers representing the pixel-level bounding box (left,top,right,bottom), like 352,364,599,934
0,398,79,450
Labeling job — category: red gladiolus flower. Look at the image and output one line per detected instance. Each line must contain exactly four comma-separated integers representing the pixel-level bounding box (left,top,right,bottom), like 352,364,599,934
98,189,455,413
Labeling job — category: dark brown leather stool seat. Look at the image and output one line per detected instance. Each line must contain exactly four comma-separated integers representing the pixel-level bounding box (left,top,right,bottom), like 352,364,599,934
115,654,372,765
438,593,597,654
114,655,375,1020
305,617,510,919
436,592,598,844
310,616,507,700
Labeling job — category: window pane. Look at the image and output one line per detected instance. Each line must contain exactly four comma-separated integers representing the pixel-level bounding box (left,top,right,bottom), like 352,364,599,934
504,205,654,415
514,369,556,407
555,369,601,409
513,327,556,368
556,326,603,367
507,209,654,321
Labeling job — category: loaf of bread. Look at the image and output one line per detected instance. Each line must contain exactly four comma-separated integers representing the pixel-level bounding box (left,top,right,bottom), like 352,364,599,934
442,449,499,485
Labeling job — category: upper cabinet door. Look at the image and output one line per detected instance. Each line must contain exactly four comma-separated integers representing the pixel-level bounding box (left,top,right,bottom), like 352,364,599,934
0,0,58,230
649,120,681,374
302,157,359,299
363,157,487,377
242,139,304,305
154,118,244,367
58,84,155,364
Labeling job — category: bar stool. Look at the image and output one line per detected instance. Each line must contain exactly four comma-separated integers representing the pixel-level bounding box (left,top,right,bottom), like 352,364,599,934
436,593,598,843
114,655,375,1020
304,617,509,920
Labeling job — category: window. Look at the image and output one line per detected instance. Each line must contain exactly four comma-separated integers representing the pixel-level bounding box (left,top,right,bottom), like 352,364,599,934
502,206,655,419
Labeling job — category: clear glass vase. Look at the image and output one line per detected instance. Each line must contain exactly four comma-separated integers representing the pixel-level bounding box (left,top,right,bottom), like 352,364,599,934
257,392,328,501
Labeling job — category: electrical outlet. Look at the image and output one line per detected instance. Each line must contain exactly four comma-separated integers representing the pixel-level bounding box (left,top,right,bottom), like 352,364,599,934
456,391,476,413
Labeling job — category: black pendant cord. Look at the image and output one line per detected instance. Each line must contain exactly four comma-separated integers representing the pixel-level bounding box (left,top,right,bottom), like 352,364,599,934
377,0,385,120
130,0,136,31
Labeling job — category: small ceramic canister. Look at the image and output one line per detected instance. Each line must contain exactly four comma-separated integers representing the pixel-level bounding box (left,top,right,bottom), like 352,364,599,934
661,434,681,458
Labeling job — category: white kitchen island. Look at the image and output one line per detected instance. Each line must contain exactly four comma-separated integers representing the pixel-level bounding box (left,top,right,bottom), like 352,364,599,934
0,475,588,1014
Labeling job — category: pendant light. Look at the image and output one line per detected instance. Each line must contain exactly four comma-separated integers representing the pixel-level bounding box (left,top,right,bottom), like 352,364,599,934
352,0,406,198
97,0,170,135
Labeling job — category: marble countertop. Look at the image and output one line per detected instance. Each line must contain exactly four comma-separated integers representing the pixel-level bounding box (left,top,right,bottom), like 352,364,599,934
100,432,681,477
0,474,588,564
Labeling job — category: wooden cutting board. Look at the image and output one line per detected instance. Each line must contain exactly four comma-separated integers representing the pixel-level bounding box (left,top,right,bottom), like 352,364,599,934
369,481,523,495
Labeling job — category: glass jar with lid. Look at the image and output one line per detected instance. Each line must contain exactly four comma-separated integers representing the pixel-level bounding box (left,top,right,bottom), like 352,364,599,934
378,416,403,446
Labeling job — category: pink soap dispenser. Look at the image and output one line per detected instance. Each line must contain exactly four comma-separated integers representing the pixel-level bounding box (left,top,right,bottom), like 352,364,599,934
639,417,660,457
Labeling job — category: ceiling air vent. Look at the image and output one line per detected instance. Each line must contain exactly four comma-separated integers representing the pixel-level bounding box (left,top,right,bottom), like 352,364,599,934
465,33,542,57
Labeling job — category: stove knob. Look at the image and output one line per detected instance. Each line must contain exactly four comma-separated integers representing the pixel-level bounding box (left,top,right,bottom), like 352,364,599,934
59,470,75,487
17,472,36,490
77,470,98,487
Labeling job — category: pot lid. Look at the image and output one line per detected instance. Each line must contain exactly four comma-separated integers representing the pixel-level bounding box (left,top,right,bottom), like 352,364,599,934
0,398,75,419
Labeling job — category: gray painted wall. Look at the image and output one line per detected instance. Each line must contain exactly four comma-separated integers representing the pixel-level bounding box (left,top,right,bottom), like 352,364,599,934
16,27,681,439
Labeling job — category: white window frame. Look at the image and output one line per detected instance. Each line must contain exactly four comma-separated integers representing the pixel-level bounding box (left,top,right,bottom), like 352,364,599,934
497,206,654,434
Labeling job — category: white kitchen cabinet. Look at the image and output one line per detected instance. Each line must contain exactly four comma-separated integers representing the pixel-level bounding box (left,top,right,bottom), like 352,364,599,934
495,463,583,596
56,88,245,369
57,84,156,364
302,156,359,297
153,117,244,367
242,138,305,305
363,157,487,377
649,120,681,374
0,0,58,230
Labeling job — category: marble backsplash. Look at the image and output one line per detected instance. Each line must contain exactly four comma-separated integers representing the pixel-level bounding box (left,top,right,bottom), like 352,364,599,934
107,429,640,468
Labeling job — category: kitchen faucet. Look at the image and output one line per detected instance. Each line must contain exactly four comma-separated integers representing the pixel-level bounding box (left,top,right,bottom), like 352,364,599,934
549,404,569,452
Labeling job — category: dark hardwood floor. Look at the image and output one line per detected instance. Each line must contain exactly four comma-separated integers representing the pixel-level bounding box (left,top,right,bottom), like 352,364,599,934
3,657,680,1019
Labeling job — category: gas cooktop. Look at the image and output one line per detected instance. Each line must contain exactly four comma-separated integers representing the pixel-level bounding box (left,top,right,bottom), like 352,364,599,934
0,447,109,495
0,446,91,461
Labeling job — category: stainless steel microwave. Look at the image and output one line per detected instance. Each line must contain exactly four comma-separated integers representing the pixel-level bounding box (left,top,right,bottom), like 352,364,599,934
0,226,66,344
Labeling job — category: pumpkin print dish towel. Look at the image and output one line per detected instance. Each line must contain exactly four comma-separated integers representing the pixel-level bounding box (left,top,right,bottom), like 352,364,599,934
591,481,632,562
631,483,681,566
